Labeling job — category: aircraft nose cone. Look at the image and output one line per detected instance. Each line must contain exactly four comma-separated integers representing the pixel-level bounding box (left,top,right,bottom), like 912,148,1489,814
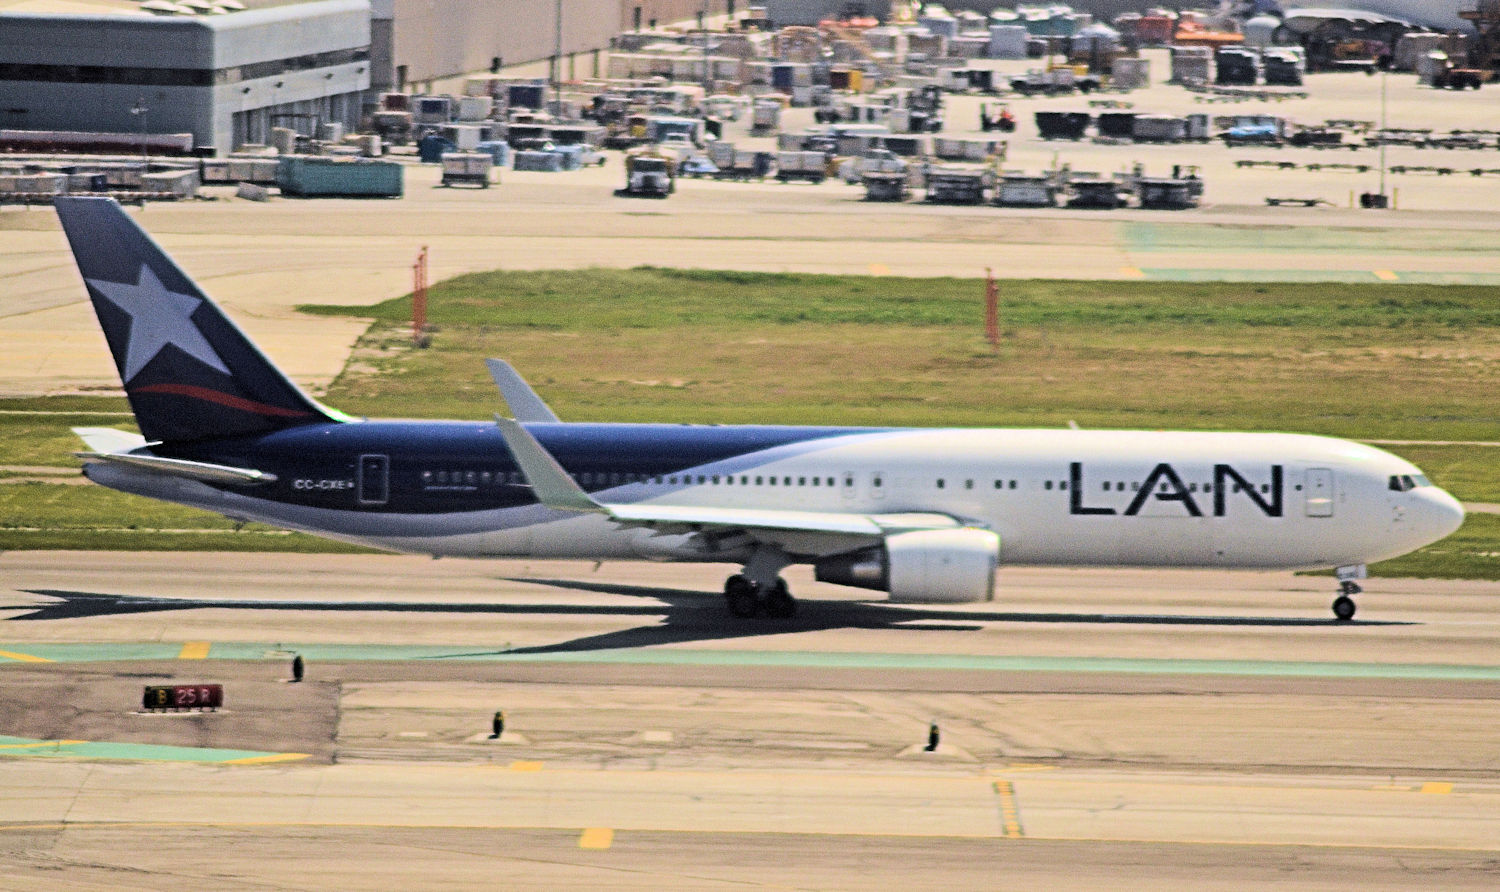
1416,488,1466,543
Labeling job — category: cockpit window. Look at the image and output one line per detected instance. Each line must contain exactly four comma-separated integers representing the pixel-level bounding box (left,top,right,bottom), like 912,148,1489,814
1388,474,1428,492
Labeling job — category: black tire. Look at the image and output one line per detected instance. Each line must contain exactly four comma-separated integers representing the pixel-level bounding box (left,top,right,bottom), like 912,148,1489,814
762,579,797,619
1332,595,1356,621
725,575,760,618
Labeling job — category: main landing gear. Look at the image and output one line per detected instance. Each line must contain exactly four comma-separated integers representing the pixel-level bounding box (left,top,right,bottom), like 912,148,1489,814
724,574,796,619
1332,580,1360,622
724,545,796,619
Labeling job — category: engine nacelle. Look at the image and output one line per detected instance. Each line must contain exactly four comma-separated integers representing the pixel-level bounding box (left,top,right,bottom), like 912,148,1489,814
815,528,999,604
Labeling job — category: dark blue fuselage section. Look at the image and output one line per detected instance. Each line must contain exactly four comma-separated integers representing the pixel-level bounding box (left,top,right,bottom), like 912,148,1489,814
161,421,886,514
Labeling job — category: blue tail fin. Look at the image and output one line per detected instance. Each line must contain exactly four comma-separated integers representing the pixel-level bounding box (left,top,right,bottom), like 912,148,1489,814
54,197,342,443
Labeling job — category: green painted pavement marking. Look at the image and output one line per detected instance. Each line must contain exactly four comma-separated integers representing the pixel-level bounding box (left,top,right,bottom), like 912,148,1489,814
5,643,1500,681
1135,268,1500,285
1119,222,1500,256
0,735,307,764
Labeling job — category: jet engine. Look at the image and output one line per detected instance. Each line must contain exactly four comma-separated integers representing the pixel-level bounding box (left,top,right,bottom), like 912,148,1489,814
815,528,999,603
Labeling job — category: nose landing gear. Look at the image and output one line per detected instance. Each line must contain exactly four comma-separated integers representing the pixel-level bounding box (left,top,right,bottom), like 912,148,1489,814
1332,580,1360,621
1332,565,1366,621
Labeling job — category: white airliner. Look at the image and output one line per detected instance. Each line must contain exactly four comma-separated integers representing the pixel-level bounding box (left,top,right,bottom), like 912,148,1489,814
57,197,1464,622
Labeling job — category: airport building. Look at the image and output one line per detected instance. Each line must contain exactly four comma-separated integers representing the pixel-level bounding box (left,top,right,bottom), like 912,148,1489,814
0,0,732,154
0,0,372,155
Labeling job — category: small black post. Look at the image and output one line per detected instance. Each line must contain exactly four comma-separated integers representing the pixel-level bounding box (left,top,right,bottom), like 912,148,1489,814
490,710,506,740
291,654,304,683
925,722,940,752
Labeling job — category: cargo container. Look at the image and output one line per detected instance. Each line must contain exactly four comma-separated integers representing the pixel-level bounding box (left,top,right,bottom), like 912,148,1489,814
1035,111,1091,140
508,84,547,110
440,153,493,187
276,156,402,198
933,137,1007,161
140,169,198,198
513,151,564,172
1132,115,1187,143
995,175,1057,207
775,150,827,183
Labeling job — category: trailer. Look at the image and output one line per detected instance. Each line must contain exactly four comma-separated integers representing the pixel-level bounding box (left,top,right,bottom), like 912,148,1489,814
1065,178,1124,209
995,174,1057,207
924,167,989,204
776,150,828,183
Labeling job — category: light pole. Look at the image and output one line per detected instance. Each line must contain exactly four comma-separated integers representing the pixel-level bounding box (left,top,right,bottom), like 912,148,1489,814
1378,67,1388,199
130,97,148,168
552,0,562,115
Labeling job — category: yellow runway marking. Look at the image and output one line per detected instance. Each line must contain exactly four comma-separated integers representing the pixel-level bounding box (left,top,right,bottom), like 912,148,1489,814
868,263,890,276
0,740,84,750
508,761,544,772
991,763,1059,774
0,650,51,663
0,822,1496,854
1119,266,1146,279
578,827,614,849
993,781,1024,839
178,641,211,660
221,753,310,765
1421,782,1454,795
1373,269,1398,281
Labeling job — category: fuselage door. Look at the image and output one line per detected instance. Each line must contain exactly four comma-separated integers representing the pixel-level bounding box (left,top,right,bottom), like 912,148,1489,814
358,454,389,506
1304,468,1333,517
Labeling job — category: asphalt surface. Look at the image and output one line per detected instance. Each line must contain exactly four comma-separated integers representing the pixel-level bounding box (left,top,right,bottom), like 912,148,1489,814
2,553,1498,888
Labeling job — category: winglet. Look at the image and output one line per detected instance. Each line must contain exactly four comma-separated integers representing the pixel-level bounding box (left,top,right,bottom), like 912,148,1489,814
486,359,560,423
493,415,604,513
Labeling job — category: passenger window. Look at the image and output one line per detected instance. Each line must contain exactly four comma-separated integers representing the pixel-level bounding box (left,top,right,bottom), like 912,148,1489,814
436,471,449,484
1044,480,1053,490
726,476,734,485
421,471,432,484
756,476,763,485
798,477,806,486
1060,481,1068,491
965,479,973,490
1009,480,1017,490
936,479,945,489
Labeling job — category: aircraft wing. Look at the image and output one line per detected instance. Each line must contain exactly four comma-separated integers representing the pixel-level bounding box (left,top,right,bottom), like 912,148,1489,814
494,416,960,545
486,359,560,423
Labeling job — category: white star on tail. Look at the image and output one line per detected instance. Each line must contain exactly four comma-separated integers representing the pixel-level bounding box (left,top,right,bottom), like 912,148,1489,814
87,265,231,383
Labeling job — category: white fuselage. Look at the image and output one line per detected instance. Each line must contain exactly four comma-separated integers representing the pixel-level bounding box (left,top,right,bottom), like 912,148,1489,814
96,428,1465,573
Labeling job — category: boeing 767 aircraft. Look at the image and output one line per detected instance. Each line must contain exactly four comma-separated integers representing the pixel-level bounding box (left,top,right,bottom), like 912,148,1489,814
55,197,1463,621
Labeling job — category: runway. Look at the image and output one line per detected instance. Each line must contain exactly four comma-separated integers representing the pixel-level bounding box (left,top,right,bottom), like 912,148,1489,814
1,553,1498,888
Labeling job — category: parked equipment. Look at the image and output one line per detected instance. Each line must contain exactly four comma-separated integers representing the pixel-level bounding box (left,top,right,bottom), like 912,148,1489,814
440,153,493,188
620,151,676,197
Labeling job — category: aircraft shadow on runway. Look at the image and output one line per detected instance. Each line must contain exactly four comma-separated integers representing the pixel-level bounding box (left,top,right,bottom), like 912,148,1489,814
7,584,1412,655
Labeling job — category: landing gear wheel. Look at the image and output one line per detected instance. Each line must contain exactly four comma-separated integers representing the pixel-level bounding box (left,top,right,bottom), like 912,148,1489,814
725,575,760,619
762,578,797,619
1332,594,1356,622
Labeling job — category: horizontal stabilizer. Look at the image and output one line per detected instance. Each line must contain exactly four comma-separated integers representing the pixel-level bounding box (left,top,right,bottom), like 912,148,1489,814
71,426,148,454
486,359,560,423
74,451,277,486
